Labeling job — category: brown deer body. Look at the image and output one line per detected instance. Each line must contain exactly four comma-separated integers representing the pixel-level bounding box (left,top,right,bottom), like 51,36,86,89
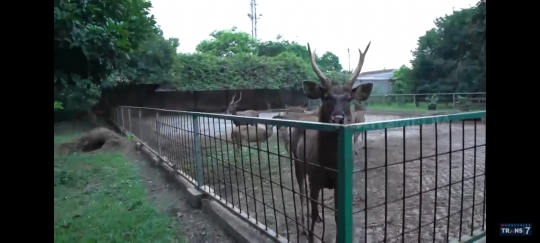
285,104,308,113
296,42,373,243
225,92,260,127
230,124,275,151
351,101,367,154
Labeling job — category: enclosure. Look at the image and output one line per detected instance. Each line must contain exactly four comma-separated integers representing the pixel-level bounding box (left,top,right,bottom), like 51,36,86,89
112,106,486,243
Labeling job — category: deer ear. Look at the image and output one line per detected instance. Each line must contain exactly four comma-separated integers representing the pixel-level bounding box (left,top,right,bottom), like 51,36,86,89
302,81,325,99
351,83,373,101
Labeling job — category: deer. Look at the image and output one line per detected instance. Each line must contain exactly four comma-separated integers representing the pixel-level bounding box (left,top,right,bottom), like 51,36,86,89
285,103,308,113
225,92,260,127
290,42,373,243
351,100,368,155
230,124,275,151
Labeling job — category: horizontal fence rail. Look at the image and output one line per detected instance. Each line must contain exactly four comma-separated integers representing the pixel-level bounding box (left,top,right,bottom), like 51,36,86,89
111,106,486,243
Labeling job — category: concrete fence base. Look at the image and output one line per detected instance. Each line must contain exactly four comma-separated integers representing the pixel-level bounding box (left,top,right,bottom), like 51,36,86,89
133,139,273,243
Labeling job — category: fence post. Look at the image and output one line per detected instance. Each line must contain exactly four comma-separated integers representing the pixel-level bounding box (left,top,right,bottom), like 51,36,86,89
155,111,162,156
138,109,143,141
127,108,132,134
121,107,125,131
337,126,354,243
192,114,204,188
413,94,417,107
453,94,456,109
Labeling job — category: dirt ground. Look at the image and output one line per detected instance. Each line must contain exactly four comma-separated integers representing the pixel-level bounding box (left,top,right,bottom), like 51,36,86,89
55,124,234,243
118,109,486,243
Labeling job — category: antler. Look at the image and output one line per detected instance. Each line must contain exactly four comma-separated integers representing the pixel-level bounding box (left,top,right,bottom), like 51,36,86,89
234,92,243,103
230,93,237,104
307,43,331,88
344,41,371,89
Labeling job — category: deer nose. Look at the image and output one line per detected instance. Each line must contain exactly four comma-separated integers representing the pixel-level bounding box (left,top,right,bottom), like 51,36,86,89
331,113,346,124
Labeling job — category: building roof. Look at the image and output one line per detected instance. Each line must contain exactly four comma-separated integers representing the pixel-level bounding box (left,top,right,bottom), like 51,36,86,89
352,68,396,89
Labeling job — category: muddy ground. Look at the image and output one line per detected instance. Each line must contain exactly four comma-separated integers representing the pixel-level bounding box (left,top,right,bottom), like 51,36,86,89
55,123,234,243
117,110,486,243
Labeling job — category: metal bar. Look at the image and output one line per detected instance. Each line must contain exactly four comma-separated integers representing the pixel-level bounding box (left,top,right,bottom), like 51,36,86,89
128,108,132,134
156,111,162,156
121,107,125,131
349,111,486,132
117,106,341,131
138,109,143,141
192,114,204,188
336,126,353,243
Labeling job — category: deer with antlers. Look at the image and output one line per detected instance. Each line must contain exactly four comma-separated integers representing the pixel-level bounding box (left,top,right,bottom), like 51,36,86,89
290,42,373,243
225,92,260,127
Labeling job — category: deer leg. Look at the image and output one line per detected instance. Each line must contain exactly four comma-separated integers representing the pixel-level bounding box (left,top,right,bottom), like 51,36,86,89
353,133,359,155
307,186,322,243
294,160,308,235
361,132,366,149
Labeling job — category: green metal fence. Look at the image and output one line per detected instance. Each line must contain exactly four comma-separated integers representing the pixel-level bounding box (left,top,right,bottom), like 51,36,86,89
111,106,486,243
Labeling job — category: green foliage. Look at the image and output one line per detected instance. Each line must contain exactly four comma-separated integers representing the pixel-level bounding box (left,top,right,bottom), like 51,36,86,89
409,0,486,93
425,94,439,105
196,27,257,57
392,80,407,94
173,30,345,90
316,52,343,72
173,52,317,90
54,101,64,110
392,65,412,93
54,0,167,110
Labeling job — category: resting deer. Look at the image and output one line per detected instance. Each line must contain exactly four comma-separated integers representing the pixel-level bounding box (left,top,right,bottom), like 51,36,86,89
285,103,308,113
230,124,275,151
292,42,372,243
225,92,260,127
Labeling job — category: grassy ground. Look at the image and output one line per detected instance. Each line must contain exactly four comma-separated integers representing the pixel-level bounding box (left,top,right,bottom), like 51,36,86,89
54,134,185,243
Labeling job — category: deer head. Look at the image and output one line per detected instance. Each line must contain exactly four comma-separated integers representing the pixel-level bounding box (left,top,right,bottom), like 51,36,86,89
302,42,373,124
225,92,242,114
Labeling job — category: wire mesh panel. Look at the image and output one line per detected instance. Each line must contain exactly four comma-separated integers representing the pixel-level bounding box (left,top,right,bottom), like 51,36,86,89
112,106,353,243
349,112,486,243
111,106,486,243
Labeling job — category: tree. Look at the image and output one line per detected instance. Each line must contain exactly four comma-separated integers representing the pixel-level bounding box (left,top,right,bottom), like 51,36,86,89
392,65,413,93
120,32,180,85
256,35,310,60
409,1,486,93
196,27,257,57
316,52,343,72
54,0,159,110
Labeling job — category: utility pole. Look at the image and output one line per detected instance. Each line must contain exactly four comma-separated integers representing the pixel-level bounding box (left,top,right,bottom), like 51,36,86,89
347,48,351,72
247,0,261,40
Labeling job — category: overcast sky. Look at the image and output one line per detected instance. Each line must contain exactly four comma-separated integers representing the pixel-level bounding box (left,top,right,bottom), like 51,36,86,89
150,0,478,72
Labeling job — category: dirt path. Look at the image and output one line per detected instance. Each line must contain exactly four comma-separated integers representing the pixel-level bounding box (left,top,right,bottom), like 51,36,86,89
129,148,235,243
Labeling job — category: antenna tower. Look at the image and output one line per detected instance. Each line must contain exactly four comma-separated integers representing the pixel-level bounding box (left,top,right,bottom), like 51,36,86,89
247,0,261,40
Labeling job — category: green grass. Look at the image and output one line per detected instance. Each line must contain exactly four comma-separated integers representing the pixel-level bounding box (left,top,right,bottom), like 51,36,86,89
54,135,185,243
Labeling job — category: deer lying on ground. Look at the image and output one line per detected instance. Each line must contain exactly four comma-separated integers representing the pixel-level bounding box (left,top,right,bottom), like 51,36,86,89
284,103,308,113
225,92,260,127
230,124,275,152
289,42,373,243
